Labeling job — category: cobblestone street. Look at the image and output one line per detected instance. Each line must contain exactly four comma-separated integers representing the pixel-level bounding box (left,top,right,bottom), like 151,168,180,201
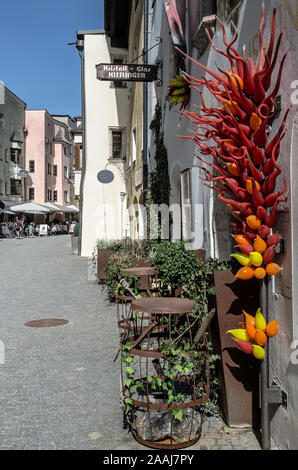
0,235,263,450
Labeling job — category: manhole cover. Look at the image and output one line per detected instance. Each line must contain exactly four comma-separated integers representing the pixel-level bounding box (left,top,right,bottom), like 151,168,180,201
24,318,69,328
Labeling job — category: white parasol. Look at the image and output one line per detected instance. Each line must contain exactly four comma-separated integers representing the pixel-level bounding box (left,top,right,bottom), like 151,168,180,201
10,202,51,214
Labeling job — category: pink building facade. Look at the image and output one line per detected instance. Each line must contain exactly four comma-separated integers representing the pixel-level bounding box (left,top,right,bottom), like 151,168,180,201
25,110,71,206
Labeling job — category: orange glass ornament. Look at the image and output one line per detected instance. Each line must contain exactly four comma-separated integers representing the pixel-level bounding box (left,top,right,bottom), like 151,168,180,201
232,234,251,246
253,235,267,254
266,263,283,276
226,71,244,89
246,215,261,230
243,310,255,326
250,113,262,130
254,267,267,279
226,162,240,177
254,329,268,346
223,100,238,115
246,323,257,341
266,319,279,337
246,179,261,195
235,266,255,280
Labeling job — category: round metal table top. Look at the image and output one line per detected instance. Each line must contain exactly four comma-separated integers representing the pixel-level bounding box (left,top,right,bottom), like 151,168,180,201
131,297,195,315
121,267,156,277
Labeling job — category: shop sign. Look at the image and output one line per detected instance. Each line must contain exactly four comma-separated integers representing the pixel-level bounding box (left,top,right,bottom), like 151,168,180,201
96,63,157,82
97,170,114,184
39,224,48,236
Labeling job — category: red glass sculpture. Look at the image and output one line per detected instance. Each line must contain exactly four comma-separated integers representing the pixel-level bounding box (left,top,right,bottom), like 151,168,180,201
178,6,289,281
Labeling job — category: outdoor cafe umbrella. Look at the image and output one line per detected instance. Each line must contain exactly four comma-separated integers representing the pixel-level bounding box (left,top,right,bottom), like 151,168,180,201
0,209,16,215
41,202,75,213
65,204,79,213
9,202,51,215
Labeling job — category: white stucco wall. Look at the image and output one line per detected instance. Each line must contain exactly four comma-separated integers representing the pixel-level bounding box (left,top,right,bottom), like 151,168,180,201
81,33,129,257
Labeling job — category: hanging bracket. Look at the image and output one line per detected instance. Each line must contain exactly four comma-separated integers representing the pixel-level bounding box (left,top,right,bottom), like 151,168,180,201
264,380,287,408
155,59,163,87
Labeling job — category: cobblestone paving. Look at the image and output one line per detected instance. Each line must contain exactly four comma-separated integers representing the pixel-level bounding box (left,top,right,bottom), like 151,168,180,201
0,235,265,450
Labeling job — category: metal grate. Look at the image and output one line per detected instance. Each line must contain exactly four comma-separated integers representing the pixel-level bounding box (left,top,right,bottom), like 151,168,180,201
24,318,69,328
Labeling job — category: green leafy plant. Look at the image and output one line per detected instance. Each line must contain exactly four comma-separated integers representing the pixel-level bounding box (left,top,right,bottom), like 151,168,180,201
73,222,79,237
147,241,231,415
103,252,133,302
148,241,200,294
121,336,207,420
97,239,122,250
115,276,142,298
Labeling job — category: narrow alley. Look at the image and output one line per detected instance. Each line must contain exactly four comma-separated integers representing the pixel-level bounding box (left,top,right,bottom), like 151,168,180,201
0,235,137,449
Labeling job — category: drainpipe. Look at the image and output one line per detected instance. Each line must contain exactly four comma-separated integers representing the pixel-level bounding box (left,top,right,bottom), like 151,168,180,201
260,277,270,449
143,0,149,194
185,0,189,69
76,37,85,256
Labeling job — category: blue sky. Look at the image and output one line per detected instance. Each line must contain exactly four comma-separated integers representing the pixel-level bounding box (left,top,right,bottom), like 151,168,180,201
0,0,104,116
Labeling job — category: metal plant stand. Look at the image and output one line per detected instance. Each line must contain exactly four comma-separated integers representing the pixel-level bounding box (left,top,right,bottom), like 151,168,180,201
116,267,156,342
121,297,210,449
121,267,156,294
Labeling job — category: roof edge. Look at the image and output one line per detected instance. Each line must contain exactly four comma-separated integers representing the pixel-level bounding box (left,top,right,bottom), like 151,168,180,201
76,29,106,38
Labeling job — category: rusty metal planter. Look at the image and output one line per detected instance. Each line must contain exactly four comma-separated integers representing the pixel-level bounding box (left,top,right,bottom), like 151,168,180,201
97,248,113,281
212,269,260,427
121,297,210,449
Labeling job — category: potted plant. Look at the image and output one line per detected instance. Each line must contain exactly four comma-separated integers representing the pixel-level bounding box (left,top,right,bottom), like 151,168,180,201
96,240,114,282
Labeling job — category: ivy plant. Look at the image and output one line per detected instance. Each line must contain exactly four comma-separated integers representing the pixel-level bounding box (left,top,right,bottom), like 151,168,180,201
103,252,133,302
149,102,171,208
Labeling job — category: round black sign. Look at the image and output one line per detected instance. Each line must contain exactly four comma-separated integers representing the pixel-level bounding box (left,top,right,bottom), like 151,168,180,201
97,170,114,184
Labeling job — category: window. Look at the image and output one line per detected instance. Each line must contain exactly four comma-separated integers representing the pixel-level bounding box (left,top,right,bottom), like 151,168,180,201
47,163,51,175
64,166,68,179
28,187,35,201
5,181,9,195
181,169,192,242
64,146,67,156
10,179,22,196
53,165,58,176
5,149,9,162
109,128,125,161
50,142,53,155
53,190,58,202
10,148,21,164
132,127,137,163
0,179,3,195
64,190,68,203
193,0,217,56
47,189,52,201
112,131,122,160
198,0,217,20
218,0,242,24
29,160,35,173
